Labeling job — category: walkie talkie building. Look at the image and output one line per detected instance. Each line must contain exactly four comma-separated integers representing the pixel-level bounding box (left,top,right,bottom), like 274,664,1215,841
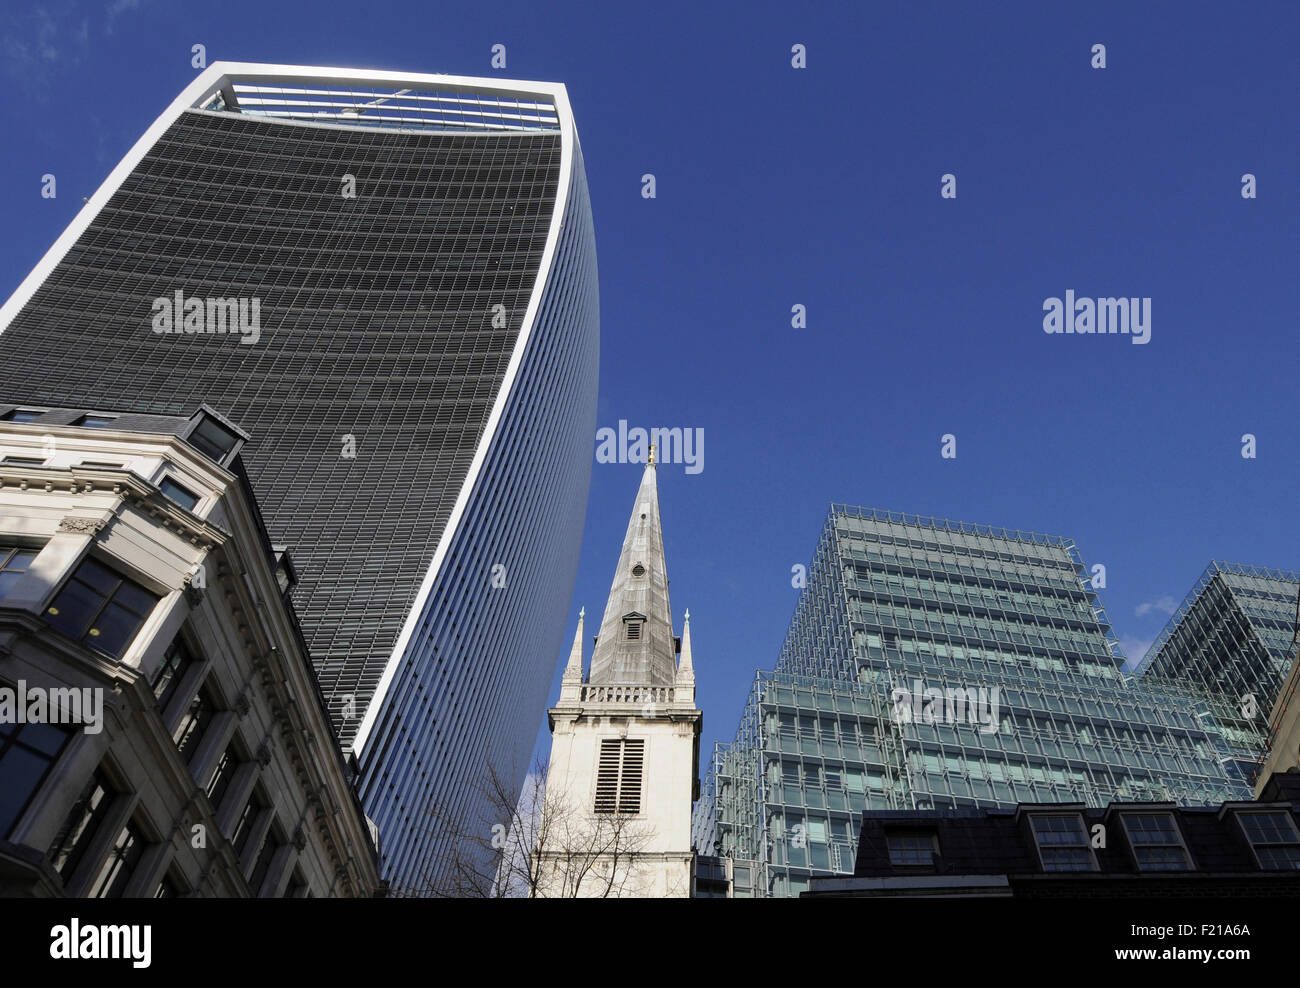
0,63,600,890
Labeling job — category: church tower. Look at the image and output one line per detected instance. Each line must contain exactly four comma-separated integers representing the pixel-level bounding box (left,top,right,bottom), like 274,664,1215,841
539,448,702,897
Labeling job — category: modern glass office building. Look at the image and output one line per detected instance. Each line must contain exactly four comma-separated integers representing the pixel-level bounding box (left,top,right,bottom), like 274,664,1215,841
0,63,600,891
693,505,1249,898
1136,561,1300,790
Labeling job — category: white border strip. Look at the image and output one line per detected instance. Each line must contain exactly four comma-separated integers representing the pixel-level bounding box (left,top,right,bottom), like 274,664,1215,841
350,86,578,755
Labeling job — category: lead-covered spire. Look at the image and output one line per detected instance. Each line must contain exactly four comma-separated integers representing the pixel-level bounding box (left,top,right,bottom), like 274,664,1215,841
588,453,676,685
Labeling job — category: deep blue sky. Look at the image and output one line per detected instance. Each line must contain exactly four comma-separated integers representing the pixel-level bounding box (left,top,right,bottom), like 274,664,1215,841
3,1,1298,770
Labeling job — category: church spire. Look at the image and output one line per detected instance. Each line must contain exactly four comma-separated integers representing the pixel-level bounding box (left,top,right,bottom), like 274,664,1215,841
562,607,585,683
558,606,585,704
541,444,703,898
676,608,695,691
587,452,676,686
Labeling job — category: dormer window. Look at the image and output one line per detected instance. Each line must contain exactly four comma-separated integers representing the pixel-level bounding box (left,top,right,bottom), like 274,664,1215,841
75,414,116,428
622,611,646,642
185,413,241,466
1,409,43,423
1027,812,1097,871
631,563,646,577
886,830,939,870
1236,810,1300,870
1120,811,1191,871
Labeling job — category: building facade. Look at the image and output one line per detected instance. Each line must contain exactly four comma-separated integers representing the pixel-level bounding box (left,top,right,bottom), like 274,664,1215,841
1263,649,1300,792
805,770,1300,898
693,505,1250,898
0,407,379,897
0,63,600,891
1135,561,1300,794
537,455,701,897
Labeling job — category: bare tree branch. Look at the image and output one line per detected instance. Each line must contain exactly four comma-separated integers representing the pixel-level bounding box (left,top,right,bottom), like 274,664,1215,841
392,754,667,898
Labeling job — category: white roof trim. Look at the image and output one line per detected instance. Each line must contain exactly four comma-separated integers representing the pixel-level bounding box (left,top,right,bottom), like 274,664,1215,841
0,62,568,335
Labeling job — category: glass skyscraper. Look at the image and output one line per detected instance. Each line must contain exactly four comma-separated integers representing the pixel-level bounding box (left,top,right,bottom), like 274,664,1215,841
1136,561,1300,790
693,505,1249,898
0,63,599,891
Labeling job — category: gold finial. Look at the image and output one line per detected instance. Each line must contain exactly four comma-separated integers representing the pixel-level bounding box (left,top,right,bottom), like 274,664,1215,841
648,442,656,466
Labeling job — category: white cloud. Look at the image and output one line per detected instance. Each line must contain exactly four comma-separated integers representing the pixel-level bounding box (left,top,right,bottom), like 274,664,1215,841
3,0,145,96
105,0,142,36
1119,636,1155,669
2,3,92,95
1135,595,1179,618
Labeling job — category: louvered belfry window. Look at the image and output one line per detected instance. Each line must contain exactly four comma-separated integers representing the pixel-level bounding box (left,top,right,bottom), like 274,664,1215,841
594,738,645,814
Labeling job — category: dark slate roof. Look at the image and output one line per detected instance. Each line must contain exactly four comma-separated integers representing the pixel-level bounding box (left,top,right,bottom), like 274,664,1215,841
3,404,181,433
855,809,1038,876
0,402,248,461
853,790,1295,878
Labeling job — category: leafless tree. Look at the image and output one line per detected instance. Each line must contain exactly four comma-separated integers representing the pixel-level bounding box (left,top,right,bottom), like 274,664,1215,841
398,756,669,898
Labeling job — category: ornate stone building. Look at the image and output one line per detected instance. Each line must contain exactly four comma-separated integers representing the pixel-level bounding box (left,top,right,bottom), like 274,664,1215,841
0,404,379,896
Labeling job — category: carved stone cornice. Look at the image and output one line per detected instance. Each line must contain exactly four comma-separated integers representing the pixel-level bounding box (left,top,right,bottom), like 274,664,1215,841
57,516,107,536
0,463,229,549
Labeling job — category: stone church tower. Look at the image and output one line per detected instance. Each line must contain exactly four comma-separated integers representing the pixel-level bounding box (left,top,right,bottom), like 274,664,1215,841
538,449,702,897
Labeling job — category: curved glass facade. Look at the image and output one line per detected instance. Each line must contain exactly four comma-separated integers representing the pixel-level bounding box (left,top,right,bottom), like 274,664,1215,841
358,142,599,892
0,65,600,891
